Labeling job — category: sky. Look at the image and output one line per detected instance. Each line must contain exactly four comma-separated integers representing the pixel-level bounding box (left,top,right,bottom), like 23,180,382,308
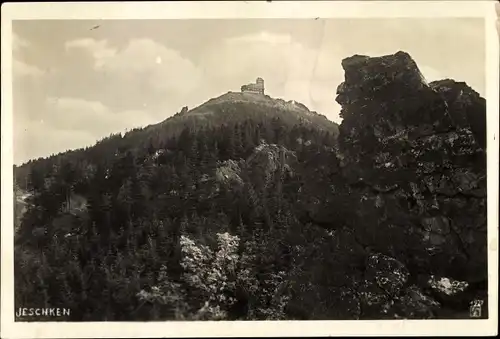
12,18,485,165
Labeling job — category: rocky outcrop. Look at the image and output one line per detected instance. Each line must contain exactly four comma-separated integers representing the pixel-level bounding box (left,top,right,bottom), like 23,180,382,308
335,51,487,315
215,143,297,193
287,240,442,319
180,106,189,115
246,143,297,188
430,80,486,149
215,160,244,187
14,188,31,233
356,254,440,319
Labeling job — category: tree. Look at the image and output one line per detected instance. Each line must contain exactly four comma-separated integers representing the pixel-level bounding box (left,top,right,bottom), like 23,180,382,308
27,166,45,194
60,161,77,211
137,232,291,320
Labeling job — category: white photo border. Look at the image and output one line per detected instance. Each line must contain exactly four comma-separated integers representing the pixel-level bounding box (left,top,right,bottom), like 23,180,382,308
1,1,498,338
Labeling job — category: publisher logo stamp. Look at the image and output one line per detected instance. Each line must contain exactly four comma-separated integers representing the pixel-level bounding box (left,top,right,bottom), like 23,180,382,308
469,300,484,318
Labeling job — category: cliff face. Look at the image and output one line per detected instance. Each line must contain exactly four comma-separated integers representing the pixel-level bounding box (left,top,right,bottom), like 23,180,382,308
335,51,487,315
430,79,487,150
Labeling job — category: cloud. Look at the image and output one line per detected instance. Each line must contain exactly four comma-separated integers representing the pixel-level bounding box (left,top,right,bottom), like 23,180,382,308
15,96,159,164
227,31,293,45
65,38,117,67
13,32,30,51
14,31,344,164
66,38,202,97
12,33,45,78
14,119,98,163
45,97,153,137
203,31,301,82
12,19,486,164
13,59,44,78
61,33,342,122
201,31,341,121
233,31,330,82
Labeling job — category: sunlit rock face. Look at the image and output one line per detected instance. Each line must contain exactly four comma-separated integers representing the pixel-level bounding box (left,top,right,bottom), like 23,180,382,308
215,159,244,187
336,51,487,311
214,143,297,198
246,143,297,185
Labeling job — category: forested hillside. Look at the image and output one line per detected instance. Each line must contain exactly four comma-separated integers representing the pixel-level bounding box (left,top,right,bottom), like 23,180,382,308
14,51,487,321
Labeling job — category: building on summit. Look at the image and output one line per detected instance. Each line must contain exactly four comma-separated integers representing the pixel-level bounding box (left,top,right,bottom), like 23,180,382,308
241,77,265,94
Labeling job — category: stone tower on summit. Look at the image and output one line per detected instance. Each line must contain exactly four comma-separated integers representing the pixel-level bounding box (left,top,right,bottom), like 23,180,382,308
241,77,265,94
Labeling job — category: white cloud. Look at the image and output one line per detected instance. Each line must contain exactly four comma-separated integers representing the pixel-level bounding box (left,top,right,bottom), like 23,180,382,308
62,33,342,121
227,31,292,45
12,33,45,78
201,31,342,120
65,38,117,67
13,59,44,78
204,31,301,81
111,39,202,94
15,96,159,164
66,38,203,98
13,32,30,51
15,119,98,163
45,97,153,137
15,32,345,165
12,19,486,164
221,32,318,93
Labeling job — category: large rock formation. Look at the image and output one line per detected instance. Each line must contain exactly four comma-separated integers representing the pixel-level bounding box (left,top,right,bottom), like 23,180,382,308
246,143,297,188
215,159,244,188
215,143,297,190
335,51,487,316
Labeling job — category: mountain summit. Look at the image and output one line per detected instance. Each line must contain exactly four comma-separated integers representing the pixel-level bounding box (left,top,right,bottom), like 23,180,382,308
146,88,339,142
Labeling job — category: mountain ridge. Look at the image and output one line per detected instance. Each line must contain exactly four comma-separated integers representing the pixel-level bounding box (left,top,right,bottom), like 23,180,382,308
148,90,339,142
14,90,339,188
